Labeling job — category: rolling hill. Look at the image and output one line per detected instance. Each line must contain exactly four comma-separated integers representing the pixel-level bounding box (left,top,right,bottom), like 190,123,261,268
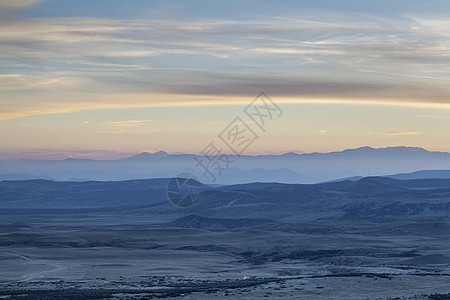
1,177,450,222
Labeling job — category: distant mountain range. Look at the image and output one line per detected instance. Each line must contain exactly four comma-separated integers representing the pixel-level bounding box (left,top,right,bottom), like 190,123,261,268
1,146,450,184
388,170,450,180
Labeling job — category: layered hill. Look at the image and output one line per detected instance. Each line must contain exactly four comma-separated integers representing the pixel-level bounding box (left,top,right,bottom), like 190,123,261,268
1,177,450,222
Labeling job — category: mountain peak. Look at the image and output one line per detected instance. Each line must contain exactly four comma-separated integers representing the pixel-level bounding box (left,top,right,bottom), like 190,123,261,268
152,150,170,157
383,146,428,152
343,146,428,154
128,151,170,159
281,152,300,156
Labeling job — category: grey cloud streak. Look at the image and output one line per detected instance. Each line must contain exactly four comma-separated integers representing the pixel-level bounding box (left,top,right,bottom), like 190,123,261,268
2,13,450,113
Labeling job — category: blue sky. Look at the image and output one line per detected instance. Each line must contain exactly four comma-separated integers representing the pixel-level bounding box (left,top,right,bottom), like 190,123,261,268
1,0,450,158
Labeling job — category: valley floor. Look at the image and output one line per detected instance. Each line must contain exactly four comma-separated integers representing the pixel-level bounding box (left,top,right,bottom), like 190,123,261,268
0,215,449,299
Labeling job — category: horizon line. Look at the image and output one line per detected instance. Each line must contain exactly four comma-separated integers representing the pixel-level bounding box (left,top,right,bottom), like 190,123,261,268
0,145,445,161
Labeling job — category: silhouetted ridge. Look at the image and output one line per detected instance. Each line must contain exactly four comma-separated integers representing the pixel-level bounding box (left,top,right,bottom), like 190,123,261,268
126,151,170,159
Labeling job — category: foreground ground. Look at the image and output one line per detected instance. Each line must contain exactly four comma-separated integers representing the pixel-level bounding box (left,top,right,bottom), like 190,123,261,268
0,214,449,299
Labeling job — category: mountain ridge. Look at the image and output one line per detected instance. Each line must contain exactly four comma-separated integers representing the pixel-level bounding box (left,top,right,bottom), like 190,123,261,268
1,177,450,221
2,146,450,183
118,146,445,161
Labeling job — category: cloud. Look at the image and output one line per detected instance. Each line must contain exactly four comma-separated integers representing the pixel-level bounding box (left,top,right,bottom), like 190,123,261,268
0,73,89,91
318,129,328,135
94,129,157,135
106,120,154,127
385,131,419,136
65,60,149,71
2,13,450,119
0,0,42,11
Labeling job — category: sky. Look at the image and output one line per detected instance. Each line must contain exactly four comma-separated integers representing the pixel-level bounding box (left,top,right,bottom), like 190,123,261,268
1,0,450,159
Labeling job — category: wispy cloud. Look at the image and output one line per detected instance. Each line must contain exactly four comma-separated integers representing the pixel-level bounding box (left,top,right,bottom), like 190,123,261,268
0,0,42,12
106,120,154,127
2,12,450,119
0,73,88,91
385,131,419,136
94,129,157,135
